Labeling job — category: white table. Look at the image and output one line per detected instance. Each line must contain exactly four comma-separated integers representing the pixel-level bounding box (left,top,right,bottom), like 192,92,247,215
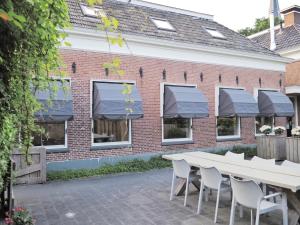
163,151,300,225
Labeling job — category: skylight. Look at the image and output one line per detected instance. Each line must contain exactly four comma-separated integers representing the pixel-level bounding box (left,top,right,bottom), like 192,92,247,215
80,4,106,18
151,18,175,31
206,28,226,39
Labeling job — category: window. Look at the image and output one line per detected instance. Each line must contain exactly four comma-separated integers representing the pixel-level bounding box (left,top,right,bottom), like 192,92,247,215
151,18,175,31
93,119,130,145
217,117,240,138
255,116,274,135
163,118,192,141
80,4,106,18
33,122,66,148
206,28,226,39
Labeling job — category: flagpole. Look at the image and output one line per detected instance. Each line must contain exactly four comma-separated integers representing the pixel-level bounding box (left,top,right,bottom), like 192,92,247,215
270,0,276,50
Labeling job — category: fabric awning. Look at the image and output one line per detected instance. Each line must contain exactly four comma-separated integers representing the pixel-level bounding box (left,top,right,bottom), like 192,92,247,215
93,82,143,120
163,86,209,118
35,80,73,122
258,90,294,117
218,88,259,117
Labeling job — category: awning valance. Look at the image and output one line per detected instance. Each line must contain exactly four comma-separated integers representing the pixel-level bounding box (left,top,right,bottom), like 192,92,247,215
163,86,209,118
93,82,143,120
35,80,73,122
218,88,259,117
258,90,294,117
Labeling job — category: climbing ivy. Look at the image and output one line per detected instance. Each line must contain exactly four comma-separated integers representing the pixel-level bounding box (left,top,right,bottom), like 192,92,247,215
0,0,70,189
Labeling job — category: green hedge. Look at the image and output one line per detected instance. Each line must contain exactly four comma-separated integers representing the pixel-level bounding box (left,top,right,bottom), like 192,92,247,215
47,146,257,181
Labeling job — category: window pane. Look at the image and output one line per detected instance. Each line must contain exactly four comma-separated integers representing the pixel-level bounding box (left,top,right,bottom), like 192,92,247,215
93,119,129,143
255,116,274,134
163,118,191,139
152,19,175,30
33,122,65,146
217,117,239,136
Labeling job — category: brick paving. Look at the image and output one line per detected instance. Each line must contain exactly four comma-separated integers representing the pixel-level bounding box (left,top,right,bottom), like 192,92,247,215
15,169,283,225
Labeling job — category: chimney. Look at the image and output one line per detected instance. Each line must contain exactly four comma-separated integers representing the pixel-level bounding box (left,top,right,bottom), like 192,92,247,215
281,5,300,28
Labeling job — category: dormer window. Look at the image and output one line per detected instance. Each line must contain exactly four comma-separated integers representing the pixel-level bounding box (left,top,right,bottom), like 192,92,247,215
151,18,175,31
205,28,226,39
80,4,106,18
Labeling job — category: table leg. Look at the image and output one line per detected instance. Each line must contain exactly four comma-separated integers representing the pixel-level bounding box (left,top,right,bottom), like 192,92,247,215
175,179,201,196
285,190,300,225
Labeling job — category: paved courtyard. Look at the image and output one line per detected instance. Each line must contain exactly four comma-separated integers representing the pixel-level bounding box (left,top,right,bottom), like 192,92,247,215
15,168,284,225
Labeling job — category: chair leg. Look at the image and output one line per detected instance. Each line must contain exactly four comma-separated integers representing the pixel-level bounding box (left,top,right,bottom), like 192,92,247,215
170,172,176,201
229,196,236,225
251,209,254,225
197,181,204,214
184,176,189,207
255,209,260,225
214,187,221,223
282,193,288,225
239,204,243,218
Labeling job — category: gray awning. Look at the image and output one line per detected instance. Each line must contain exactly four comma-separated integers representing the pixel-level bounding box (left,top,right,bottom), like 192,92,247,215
219,88,259,117
93,82,143,120
163,86,209,118
258,90,294,117
35,81,73,122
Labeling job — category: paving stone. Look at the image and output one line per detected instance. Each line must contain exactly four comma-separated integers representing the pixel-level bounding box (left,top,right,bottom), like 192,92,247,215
15,168,283,225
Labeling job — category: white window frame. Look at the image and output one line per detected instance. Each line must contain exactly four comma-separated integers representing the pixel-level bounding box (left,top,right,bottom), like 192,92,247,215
80,4,106,18
90,80,136,147
289,96,299,126
34,77,71,149
253,87,280,136
205,28,226,39
160,82,195,143
215,86,243,141
35,121,68,150
151,18,176,31
92,119,132,147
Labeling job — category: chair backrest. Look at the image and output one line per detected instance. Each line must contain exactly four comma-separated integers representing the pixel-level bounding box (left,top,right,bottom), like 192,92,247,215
230,176,263,209
200,167,223,189
172,159,191,179
251,156,275,166
225,151,245,161
282,160,300,170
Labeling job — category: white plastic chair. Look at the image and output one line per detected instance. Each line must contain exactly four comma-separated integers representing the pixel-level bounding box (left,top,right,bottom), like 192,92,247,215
225,151,245,161
197,166,231,223
282,160,300,169
170,159,199,207
229,176,288,225
251,156,276,165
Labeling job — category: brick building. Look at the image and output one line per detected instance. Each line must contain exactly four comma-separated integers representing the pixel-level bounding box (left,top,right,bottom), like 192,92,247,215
38,0,293,170
250,5,300,134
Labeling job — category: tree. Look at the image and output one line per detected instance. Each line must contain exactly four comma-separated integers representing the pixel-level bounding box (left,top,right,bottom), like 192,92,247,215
238,17,282,36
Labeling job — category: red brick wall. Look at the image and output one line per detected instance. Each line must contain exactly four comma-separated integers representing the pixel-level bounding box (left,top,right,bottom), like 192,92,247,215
46,49,285,161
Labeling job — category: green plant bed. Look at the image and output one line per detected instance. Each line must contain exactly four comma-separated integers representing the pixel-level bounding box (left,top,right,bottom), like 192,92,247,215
47,156,172,181
215,145,257,158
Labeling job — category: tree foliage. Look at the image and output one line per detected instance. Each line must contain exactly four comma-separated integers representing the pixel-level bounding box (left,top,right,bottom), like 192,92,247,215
0,0,70,189
238,17,282,36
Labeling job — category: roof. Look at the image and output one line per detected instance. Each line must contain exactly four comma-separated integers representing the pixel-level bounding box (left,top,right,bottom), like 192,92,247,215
250,24,300,52
67,0,280,57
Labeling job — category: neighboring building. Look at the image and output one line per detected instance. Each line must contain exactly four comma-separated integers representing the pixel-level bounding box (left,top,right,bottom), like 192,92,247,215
40,0,293,170
250,5,300,131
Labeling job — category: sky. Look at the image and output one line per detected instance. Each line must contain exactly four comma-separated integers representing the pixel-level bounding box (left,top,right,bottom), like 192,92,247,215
145,0,299,31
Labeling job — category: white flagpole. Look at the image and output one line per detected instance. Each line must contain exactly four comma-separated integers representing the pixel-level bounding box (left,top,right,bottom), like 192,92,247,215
270,0,276,50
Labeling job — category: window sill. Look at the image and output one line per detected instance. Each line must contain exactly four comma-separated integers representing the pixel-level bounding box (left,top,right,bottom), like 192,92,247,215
216,137,241,142
161,140,194,146
46,147,69,153
91,144,132,151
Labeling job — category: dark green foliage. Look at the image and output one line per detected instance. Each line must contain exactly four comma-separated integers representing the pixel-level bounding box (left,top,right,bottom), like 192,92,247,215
238,17,282,36
47,146,257,181
215,145,257,158
47,156,172,181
